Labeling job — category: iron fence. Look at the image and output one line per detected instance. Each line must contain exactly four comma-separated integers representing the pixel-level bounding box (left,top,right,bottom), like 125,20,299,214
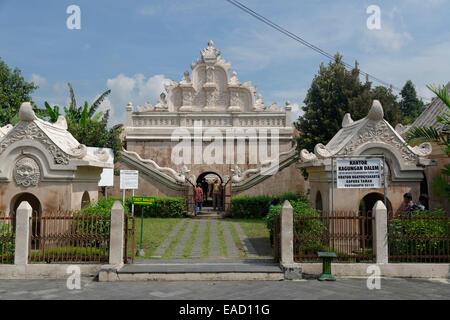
388,212,449,263
0,216,14,264
294,211,374,262
29,211,110,263
124,214,136,264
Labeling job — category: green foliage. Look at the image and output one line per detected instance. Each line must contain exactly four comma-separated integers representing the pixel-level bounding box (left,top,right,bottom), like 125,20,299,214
125,197,186,218
264,198,325,255
0,58,38,126
399,80,426,122
295,54,407,153
43,102,60,123
0,223,15,260
230,192,307,219
388,208,449,262
406,84,450,201
230,195,272,218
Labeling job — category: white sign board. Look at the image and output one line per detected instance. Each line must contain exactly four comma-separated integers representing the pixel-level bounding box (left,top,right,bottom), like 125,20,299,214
87,147,114,187
336,159,382,189
120,170,139,190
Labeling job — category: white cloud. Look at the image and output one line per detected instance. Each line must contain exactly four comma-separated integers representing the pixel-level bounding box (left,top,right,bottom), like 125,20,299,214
362,26,412,52
138,5,161,17
289,103,303,123
106,73,171,124
30,73,47,87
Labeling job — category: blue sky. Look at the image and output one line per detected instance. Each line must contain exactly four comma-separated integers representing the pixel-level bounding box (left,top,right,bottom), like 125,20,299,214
0,0,449,124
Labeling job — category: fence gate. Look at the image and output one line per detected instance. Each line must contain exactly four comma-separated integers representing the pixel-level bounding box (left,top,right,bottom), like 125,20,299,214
123,214,136,264
222,176,232,213
184,178,195,214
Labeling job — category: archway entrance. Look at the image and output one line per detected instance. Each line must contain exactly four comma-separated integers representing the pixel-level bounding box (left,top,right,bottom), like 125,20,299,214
359,192,392,215
81,191,90,209
10,193,42,247
196,172,222,208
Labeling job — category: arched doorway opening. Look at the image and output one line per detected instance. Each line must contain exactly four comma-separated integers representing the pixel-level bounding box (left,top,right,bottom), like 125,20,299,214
196,172,222,208
10,193,42,247
359,192,392,215
315,191,323,212
81,191,90,209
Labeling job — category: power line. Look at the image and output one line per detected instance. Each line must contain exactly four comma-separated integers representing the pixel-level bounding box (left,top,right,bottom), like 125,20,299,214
225,0,431,102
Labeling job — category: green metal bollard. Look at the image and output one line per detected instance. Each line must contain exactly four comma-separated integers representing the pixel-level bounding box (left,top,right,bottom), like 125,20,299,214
317,252,336,281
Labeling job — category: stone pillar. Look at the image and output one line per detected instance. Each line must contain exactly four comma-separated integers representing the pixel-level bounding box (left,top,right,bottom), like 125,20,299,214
284,101,292,126
280,200,294,265
126,102,133,127
109,201,124,265
14,201,32,265
372,200,388,264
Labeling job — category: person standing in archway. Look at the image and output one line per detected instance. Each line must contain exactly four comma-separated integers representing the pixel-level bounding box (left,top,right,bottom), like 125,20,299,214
201,178,209,203
212,178,222,211
194,183,203,216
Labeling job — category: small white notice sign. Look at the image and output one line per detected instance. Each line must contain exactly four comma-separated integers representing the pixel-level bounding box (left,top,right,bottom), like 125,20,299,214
336,159,382,189
120,170,139,190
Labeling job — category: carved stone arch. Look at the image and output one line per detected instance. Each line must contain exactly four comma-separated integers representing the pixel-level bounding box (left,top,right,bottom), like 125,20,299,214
81,191,90,209
353,142,413,182
315,191,323,212
0,143,60,182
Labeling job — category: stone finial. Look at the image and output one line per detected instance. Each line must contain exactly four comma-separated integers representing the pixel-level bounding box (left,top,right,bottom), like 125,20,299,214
126,102,133,112
54,115,68,130
342,113,353,127
367,100,384,121
19,102,37,121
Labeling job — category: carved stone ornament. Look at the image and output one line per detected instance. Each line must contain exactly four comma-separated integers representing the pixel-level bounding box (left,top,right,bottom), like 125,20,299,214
0,121,70,165
14,157,40,187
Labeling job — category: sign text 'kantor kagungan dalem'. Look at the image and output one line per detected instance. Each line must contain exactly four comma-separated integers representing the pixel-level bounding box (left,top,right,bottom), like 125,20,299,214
336,159,382,189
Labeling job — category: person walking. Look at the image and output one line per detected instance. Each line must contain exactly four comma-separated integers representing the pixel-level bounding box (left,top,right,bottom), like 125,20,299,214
194,183,203,216
212,178,222,211
402,193,414,217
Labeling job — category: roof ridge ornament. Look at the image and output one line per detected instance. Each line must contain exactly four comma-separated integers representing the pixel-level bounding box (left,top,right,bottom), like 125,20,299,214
201,40,221,64
19,102,37,121
367,100,384,121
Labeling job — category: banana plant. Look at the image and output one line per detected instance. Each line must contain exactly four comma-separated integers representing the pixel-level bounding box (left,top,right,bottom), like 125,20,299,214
43,102,60,123
63,82,109,126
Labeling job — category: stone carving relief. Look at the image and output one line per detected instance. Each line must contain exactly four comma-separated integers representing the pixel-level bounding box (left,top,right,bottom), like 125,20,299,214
14,157,40,187
0,121,70,165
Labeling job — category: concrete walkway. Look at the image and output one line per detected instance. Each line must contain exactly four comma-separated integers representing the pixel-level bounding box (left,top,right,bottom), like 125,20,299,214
1,277,448,300
150,219,270,260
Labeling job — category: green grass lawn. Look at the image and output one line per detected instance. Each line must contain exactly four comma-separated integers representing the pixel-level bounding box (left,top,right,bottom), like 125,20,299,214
133,217,184,259
129,217,271,260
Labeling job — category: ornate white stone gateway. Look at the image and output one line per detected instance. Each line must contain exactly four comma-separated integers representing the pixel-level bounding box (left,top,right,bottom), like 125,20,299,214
14,157,40,187
299,100,433,166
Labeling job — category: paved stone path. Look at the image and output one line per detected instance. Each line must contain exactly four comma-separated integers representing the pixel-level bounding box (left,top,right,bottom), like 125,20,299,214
190,220,206,258
171,220,195,258
209,220,221,258
222,221,240,258
150,219,270,260
152,219,187,257
232,221,260,258
0,277,448,300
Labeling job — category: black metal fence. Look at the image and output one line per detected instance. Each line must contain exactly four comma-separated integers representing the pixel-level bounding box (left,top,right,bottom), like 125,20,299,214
124,214,135,264
29,211,110,263
293,211,374,262
388,212,449,263
0,216,14,264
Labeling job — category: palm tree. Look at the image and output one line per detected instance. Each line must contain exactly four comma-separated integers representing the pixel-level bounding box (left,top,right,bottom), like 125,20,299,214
406,84,449,154
406,84,449,201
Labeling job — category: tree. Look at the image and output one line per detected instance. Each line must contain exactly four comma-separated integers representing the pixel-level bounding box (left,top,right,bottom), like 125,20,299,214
294,53,406,153
399,80,426,122
295,53,368,152
0,58,38,126
62,83,123,162
406,84,449,201
68,109,123,163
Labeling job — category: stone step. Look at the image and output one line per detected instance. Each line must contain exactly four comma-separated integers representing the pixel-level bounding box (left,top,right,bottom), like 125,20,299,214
100,259,284,281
